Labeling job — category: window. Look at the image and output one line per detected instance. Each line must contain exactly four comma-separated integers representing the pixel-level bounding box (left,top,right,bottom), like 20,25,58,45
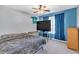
31,17,38,24
49,16,55,34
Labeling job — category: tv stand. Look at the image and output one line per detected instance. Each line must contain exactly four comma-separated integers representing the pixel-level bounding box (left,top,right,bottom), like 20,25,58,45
42,31,51,40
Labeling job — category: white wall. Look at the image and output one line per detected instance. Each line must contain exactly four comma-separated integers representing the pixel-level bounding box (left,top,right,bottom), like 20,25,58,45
0,6,36,36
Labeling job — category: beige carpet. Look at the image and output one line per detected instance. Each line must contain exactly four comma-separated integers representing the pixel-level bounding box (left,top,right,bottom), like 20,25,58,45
36,39,78,54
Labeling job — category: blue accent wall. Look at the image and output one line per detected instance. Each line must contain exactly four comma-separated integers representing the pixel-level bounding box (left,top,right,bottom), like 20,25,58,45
38,8,77,40
64,8,77,40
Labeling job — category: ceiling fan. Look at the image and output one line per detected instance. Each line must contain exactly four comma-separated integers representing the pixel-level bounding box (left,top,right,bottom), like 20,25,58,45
32,5,50,13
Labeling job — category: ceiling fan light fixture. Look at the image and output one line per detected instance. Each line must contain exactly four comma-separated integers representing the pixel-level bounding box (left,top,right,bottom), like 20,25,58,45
38,10,44,13
32,5,50,13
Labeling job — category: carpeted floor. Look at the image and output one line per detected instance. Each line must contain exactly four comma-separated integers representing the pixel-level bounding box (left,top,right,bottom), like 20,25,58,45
36,39,79,54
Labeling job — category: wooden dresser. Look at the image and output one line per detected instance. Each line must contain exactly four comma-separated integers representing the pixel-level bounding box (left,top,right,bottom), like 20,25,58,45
67,28,79,51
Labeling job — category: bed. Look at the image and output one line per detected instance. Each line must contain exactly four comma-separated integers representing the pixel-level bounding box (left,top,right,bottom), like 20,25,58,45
0,33,46,54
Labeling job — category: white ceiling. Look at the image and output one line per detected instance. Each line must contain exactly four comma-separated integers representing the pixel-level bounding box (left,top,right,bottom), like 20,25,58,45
5,5,78,16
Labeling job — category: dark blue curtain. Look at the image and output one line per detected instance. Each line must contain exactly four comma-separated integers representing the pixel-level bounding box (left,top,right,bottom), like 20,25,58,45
55,13,65,40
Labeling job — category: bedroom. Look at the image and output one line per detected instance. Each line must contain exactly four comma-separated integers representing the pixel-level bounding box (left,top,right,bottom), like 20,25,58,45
0,5,79,54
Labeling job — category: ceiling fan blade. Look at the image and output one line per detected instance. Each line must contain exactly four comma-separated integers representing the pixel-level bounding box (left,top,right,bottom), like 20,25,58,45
33,11,38,13
44,10,50,12
32,8,37,9
32,8,38,10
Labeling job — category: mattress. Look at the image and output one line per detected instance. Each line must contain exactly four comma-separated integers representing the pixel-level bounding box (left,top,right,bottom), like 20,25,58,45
0,34,46,54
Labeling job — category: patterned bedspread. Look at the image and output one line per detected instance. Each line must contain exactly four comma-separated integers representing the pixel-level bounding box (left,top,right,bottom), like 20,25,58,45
0,34,46,54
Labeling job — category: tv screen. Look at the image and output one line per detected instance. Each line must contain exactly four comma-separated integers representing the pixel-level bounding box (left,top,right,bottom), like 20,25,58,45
37,20,51,31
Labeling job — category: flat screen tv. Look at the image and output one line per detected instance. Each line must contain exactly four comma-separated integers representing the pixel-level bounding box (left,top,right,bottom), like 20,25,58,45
37,20,51,31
